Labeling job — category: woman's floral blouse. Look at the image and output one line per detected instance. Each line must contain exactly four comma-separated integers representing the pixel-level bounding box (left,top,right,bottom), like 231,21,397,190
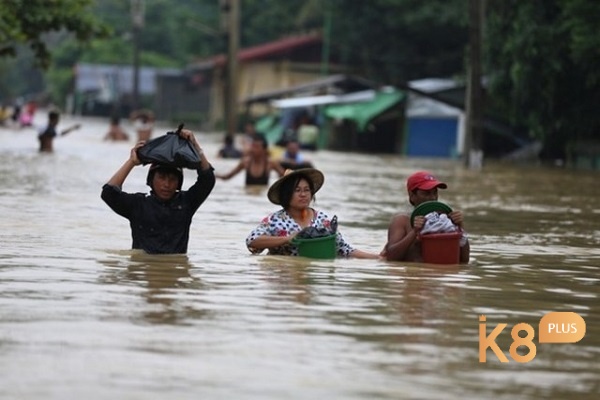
246,208,354,257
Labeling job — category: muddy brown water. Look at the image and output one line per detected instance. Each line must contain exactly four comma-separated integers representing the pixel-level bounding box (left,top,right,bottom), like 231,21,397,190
1,113,598,399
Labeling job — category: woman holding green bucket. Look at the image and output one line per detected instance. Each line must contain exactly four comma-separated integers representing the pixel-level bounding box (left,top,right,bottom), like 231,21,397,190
246,168,380,259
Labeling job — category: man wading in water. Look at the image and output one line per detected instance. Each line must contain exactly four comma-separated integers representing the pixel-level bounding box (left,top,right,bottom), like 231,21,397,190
101,129,215,254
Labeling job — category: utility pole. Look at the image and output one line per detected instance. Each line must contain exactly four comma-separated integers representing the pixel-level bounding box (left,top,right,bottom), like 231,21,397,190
321,5,332,76
131,0,145,112
465,0,484,169
221,0,240,137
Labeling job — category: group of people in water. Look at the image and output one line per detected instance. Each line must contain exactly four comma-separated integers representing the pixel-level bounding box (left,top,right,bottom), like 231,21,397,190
18,108,154,152
16,109,470,263
103,109,155,142
0,99,38,128
216,120,314,185
100,127,470,263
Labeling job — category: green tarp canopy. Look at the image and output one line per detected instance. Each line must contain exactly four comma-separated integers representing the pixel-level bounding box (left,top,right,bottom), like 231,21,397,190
323,89,404,132
255,114,284,144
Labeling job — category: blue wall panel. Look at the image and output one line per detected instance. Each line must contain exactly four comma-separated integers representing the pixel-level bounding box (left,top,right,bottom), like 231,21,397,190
406,117,458,157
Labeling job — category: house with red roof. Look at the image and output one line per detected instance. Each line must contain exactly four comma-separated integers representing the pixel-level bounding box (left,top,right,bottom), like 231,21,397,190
154,32,352,129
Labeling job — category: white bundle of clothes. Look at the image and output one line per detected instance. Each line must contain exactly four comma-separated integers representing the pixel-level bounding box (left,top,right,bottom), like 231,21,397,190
420,211,468,247
420,212,459,235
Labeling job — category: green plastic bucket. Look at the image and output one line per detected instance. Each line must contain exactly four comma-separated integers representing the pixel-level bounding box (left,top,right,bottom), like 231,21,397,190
292,234,337,259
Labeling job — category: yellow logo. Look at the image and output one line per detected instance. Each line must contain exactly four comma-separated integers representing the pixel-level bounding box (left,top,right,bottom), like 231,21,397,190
539,312,586,343
479,312,586,363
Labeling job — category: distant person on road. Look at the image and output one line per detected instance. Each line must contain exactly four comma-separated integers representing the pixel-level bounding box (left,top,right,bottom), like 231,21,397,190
279,139,313,170
384,171,470,263
216,134,285,186
130,109,155,142
0,104,11,125
241,120,259,155
217,135,242,159
296,113,319,150
104,116,130,141
10,98,22,127
19,101,37,127
38,110,80,153
100,129,215,254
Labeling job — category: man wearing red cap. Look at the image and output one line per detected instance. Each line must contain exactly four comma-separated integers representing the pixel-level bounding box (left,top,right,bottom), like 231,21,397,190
384,171,470,263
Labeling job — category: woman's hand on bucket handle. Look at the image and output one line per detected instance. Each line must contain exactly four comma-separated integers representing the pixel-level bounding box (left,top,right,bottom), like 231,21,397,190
287,232,299,244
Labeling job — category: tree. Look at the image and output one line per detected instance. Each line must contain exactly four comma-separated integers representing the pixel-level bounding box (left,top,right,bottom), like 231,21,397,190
485,0,600,161
327,0,468,84
0,0,110,69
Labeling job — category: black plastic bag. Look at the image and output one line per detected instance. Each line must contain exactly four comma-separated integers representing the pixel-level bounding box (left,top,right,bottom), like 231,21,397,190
296,216,338,239
136,124,201,169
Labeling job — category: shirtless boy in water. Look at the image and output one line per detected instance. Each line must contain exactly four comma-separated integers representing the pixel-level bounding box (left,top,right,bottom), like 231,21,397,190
384,171,470,263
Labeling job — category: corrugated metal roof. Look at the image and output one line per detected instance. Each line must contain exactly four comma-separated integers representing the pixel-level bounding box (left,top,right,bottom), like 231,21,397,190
244,74,379,104
190,33,322,70
271,90,376,109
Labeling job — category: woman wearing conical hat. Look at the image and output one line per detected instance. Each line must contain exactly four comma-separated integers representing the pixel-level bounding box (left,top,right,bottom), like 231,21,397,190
246,168,380,259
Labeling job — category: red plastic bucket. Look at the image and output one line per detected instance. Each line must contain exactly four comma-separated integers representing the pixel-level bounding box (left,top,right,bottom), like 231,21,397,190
420,232,461,264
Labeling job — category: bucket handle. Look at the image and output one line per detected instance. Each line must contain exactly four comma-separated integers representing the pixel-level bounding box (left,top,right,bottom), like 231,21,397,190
291,234,335,245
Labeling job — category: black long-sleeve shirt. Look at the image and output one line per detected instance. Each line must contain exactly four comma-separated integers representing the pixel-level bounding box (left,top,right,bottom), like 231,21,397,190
101,167,215,254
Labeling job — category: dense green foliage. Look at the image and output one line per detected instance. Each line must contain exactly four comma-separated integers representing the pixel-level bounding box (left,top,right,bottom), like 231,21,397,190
0,0,109,67
327,0,468,84
1,0,599,160
485,0,600,159
0,0,110,99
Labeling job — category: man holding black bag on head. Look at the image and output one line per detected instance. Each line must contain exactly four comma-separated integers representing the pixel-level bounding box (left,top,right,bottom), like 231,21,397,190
101,127,215,254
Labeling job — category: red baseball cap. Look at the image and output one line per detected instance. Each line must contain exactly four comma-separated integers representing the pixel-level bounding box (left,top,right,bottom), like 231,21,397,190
406,171,447,192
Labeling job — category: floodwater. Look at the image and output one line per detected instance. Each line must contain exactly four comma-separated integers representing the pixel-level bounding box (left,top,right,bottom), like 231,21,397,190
1,112,599,400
